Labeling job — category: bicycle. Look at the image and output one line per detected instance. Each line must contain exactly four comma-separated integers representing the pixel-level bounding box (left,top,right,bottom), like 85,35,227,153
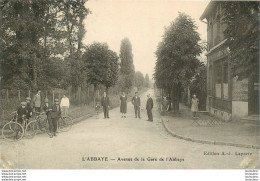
58,115,73,132
24,112,49,138
2,112,27,141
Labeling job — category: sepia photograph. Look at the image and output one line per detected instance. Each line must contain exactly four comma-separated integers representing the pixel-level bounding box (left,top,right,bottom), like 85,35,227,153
0,0,259,174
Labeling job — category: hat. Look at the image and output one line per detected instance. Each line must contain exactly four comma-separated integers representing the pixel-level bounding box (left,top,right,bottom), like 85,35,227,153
26,97,31,101
21,102,27,106
54,99,59,102
44,98,49,103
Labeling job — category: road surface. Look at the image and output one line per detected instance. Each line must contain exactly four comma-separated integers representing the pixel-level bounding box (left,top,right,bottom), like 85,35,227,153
1,89,259,169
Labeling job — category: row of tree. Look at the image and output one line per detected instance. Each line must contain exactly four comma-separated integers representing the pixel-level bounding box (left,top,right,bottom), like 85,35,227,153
154,13,204,113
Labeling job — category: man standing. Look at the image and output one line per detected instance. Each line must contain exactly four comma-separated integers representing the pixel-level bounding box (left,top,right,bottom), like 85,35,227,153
33,90,41,113
60,94,70,117
49,99,61,137
101,92,110,119
146,94,153,122
166,94,171,112
132,92,141,118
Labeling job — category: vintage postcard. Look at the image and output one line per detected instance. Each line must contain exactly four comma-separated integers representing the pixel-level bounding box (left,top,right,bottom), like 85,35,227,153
0,0,259,172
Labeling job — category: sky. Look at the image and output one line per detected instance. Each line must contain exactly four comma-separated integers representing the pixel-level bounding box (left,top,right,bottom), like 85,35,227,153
83,0,209,79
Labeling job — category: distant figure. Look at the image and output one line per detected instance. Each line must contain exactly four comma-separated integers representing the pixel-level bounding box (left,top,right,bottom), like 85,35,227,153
146,94,153,122
191,94,199,117
60,95,70,117
120,91,127,118
132,92,141,118
162,96,168,112
101,92,110,119
33,90,41,113
166,94,171,111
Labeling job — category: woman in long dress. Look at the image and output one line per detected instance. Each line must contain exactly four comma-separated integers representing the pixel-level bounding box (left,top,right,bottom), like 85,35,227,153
191,94,199,117
120,91,127,118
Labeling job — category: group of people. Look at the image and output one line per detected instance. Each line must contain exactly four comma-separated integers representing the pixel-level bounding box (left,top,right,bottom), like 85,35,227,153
99,91,154,122
16,90,70,138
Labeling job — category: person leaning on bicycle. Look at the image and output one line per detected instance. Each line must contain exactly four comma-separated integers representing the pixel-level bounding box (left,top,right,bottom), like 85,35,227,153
17,102,27,124
25,97,33,123
15,102,27,139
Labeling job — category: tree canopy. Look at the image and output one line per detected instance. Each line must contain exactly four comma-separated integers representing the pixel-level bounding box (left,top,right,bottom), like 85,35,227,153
154,12,203,113
0,0,90,90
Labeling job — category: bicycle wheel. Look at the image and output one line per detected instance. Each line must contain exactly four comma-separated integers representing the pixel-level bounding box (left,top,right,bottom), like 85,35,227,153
8,118,17,131
25,121,37,139
59,116,73,132
2,122,24,141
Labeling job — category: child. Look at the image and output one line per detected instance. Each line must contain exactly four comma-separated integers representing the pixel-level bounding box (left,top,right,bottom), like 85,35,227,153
49,99,61,138
43,98,52,137
95,101,101,113
17,102,27,125
15,102,27,139
191,94,199,117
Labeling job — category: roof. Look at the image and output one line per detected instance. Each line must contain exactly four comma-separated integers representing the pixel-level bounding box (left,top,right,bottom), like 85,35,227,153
200,1,216,20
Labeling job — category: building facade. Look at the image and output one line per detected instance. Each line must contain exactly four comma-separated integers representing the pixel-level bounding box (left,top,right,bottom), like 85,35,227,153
200,1,259,121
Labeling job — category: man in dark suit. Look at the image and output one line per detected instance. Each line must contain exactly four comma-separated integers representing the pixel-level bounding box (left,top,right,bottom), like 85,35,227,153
132,92,141,118
146,94,153,122
49,99,61,137
101,92,110,119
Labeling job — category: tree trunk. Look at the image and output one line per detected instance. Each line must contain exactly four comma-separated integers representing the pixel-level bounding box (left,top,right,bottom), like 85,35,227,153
93,84,96,108
171,84,180,115
32,58,37,89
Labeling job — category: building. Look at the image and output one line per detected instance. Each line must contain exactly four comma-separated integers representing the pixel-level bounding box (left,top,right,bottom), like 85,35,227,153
200,1,259,121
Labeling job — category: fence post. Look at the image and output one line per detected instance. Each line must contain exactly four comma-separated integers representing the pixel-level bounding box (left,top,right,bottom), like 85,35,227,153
18,90,20,101
46,90,47,98
58,89,60,100
29,90,31,97
53,90,55,104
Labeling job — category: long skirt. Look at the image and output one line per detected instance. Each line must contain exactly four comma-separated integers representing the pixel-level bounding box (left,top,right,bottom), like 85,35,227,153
120,102,127,113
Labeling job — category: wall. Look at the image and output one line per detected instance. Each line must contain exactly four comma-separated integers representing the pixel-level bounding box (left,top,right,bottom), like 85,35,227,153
232,101,248,121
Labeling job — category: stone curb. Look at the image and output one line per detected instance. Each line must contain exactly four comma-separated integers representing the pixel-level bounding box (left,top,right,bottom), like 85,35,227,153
161,119,260,150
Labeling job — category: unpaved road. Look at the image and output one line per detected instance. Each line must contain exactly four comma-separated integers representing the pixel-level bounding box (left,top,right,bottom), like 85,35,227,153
1,89,259,169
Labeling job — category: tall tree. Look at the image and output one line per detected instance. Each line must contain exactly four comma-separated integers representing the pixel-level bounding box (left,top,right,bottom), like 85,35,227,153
82,42,111,106
154,13,202,114
119,38,135,92
0,0,48,89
